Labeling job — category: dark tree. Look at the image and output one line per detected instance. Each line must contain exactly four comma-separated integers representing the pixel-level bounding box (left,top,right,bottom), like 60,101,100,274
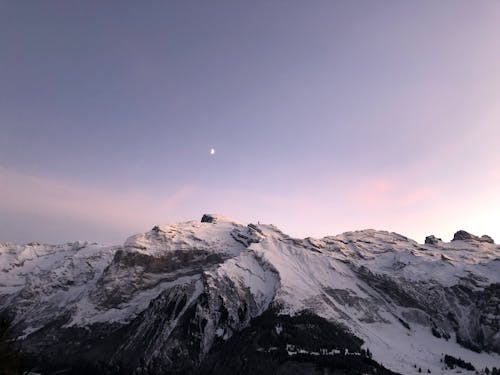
0,318,24,375
443,354,474,371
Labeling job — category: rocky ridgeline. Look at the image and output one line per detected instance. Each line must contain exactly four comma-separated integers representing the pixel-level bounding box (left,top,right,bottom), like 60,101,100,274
425,230,495,245
0,215,499,374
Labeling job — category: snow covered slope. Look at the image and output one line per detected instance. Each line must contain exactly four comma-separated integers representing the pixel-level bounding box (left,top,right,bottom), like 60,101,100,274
1,214,499,374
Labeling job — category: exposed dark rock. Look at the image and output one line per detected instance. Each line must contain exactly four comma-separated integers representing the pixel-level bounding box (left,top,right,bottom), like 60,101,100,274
397,317,410,330
430,320,450,340
201,214,217,223
355,267,424,310
453,230,474,241
453,230,494,243
481,235,495,244
425,235,442,245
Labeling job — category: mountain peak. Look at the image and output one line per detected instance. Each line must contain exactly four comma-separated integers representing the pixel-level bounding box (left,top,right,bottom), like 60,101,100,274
200,213,245,225
2,216,499,374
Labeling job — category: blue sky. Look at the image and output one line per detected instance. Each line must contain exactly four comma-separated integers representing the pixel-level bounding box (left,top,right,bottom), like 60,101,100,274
1,1,499,243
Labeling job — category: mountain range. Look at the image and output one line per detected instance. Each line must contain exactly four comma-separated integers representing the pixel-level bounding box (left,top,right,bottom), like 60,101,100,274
1,214,499,374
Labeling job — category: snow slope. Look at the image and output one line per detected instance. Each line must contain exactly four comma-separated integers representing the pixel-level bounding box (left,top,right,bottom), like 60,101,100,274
1,214,499,374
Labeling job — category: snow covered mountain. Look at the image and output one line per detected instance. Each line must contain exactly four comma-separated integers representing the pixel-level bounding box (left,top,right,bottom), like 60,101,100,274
1,214,499,374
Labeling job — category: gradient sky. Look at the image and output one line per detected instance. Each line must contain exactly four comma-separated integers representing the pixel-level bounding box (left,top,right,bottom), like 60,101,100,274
1,1,499,244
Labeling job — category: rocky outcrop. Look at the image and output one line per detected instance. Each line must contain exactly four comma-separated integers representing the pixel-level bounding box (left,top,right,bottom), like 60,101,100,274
425,235,442,245
452,230,494,244
481,234,495,244
201,214,217,223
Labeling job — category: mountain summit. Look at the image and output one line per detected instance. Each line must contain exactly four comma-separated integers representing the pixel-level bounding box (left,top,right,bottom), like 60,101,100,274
1,215,499,374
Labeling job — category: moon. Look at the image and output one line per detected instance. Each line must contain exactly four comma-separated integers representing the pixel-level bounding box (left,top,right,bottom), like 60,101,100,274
210,148,215,155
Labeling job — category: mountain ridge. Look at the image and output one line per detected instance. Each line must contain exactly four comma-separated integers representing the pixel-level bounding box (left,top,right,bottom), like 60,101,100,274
1,214,499,374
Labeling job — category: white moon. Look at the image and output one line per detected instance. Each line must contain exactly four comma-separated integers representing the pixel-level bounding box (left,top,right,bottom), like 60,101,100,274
210,148,215,155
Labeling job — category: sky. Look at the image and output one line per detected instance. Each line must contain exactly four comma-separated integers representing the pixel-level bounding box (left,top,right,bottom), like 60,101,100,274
1,1,499,244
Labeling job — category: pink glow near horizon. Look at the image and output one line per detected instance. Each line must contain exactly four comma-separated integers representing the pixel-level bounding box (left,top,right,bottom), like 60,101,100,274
1,164,498,244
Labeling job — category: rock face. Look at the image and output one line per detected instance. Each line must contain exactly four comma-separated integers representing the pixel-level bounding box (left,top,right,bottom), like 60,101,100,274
481,234,495,244
425,235,442,245
1,216,499,374
452,230,495,244
200,214,217,223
